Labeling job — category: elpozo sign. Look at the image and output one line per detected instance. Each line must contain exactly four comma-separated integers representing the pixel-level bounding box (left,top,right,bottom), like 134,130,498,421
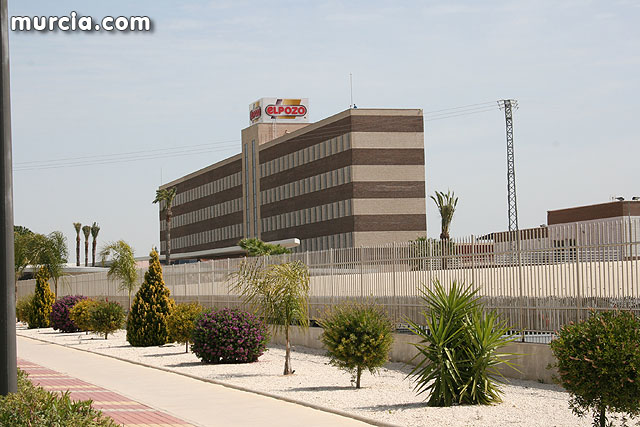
249,98,309,124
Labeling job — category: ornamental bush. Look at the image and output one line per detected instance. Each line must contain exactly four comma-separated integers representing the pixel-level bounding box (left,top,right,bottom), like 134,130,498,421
16,295,34,323
0,369,117,427
49,295,87,333
550,310,640,427
69,299,99,333
126,249,175,347
90,300,125,340
191,308,269,364
27,268,55,329
167,302,206,352
319,301,394,388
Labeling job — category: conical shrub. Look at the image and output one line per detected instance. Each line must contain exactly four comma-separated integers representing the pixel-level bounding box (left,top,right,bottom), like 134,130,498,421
126,249,175,346
28,267,55,329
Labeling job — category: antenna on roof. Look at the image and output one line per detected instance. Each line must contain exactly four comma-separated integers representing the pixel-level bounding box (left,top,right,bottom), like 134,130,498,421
349,73,355,108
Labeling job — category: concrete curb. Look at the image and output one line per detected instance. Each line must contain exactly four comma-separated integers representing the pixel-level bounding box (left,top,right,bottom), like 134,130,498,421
17,332,401,427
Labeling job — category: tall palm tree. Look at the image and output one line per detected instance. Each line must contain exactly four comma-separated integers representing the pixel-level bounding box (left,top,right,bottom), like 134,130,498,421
153,187,177,265
90,222,100,267
73,222,82,266
82,225,91,267
431,190,458,269
232,259,310,375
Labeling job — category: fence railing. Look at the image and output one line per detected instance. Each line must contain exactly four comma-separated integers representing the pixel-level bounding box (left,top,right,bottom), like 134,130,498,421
17,218,640,336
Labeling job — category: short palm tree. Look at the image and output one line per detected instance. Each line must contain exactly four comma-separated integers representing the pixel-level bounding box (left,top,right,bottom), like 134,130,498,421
73,222,82,266
82,225,91,267
153,187,177,265
90,222,100,267
431,190,458,269
232,259,310,375
100,240,138,309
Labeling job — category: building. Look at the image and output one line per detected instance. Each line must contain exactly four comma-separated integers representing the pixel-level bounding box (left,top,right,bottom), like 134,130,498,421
158,100,427,259
488,200,640,263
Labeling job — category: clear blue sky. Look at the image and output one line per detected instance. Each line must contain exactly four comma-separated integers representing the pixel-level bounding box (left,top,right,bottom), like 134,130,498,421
8,0,640,258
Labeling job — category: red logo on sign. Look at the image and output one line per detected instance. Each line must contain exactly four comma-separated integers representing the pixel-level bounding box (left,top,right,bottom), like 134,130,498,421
265,104,307,117
250,106,262,121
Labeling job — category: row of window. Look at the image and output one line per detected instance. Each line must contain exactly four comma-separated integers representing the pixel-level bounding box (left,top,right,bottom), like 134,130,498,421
262,199,352,233
160,198,243,231
296,232,354,252
170,171,242,208
261,166,352,206
164,223,244,251
260,133,351,178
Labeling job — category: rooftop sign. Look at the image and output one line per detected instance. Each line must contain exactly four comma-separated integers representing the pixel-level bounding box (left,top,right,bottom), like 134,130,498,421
249,98,309,124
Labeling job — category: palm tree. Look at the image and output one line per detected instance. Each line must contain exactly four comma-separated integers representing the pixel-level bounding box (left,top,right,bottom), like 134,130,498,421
153,187,177,265
73,222,82,266
430,190,458,269
41,231,69,300
82,225,91,267
232,259,310,375
90,222,100,267
100,240,138,309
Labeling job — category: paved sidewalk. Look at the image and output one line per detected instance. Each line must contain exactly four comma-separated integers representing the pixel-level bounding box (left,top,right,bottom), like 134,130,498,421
18,359,193,426
17,336,372,427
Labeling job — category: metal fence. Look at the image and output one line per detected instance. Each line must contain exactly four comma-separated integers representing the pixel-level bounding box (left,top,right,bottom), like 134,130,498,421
17,218,640,336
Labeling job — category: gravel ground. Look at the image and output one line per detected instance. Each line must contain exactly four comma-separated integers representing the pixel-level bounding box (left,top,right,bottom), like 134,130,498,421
17,325,592,427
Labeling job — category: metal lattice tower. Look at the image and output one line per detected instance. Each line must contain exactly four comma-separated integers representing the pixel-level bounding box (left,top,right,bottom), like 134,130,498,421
498,99,519,234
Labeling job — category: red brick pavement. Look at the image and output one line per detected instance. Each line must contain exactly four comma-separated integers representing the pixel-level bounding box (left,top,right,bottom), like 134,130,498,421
18,359,195,427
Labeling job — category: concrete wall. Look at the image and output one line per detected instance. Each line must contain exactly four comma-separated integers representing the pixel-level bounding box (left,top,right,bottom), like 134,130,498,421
271,326,558,384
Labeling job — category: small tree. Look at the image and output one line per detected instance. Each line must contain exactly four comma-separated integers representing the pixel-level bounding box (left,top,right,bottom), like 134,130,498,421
550,310,640,427
232,259,310,375
431,190,458,269
319,301,394,388
167,302,205,352
100,240,138,309
238,238,291,256
40,231,68,300
126,249,175,347
28,267,55,329
91,300,125,340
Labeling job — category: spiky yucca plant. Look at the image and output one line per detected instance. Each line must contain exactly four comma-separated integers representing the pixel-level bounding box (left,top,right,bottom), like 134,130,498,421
407,279,517,406
126,249,175,347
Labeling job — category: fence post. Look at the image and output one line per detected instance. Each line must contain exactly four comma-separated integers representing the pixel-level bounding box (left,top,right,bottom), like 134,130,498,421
517,229,525,342
392,242,397,322
471,235,476,286
360,248,364,298
574,223,582,323
197,261,201,305
330,248,335,309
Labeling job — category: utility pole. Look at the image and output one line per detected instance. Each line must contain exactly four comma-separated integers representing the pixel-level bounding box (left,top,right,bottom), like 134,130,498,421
0,0,17,395
498,99,519,236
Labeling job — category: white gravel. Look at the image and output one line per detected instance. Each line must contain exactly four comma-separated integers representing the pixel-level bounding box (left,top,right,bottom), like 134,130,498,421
17,325,593,427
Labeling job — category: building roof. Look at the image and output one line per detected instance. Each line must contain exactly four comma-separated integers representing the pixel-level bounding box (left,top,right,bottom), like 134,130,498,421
547,200,640,225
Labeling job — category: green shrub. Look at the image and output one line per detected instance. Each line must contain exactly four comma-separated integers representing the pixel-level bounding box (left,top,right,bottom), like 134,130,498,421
319,301,394,388
550,310,640,427
191,308,269,364
127,249,175,347
91,300,125,340
69,299,99,333
167,302,205,352
0,369,117,426
16,295,34,323
27,267,55,329
408,279,517,406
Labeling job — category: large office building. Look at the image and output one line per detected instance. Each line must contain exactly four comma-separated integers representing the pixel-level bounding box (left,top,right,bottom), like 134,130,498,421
158,99,427,259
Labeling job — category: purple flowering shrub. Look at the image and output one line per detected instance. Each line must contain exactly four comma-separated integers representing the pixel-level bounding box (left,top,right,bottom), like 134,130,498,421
49,295,87,333
191,308,269,364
